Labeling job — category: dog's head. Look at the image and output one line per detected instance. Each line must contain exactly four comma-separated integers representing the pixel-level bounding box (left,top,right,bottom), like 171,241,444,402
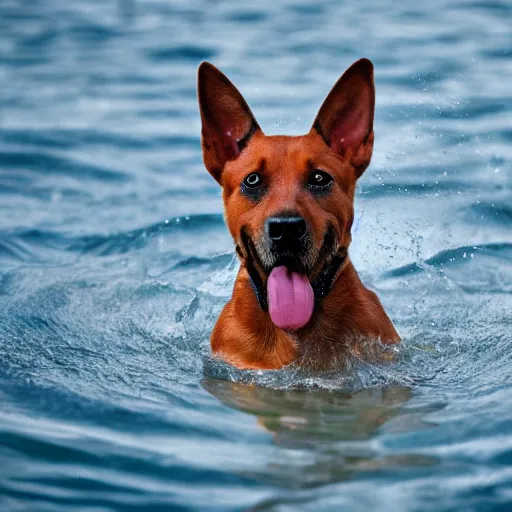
197,59,375,331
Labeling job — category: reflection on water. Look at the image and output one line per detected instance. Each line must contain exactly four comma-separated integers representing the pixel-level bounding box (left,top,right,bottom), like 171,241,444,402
203,378,439,487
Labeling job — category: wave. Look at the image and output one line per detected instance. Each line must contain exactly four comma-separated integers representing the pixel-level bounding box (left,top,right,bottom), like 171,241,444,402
0,129,200,151
0,150,129,182
380,242,512,279
0,214,225,263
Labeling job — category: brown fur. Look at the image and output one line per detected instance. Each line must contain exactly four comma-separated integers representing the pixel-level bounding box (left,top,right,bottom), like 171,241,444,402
198,59,399,370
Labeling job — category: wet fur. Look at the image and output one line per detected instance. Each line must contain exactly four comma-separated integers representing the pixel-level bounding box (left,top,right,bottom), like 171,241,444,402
198,59,400,370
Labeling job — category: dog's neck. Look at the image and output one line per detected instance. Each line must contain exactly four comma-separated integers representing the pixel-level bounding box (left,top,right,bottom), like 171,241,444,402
217,258,387,368
211,255,399,370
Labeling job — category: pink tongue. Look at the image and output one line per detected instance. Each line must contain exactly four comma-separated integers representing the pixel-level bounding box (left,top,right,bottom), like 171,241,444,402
267,266,314,330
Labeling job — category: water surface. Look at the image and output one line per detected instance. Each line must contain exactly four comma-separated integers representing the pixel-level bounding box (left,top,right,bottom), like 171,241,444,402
0,0,511,510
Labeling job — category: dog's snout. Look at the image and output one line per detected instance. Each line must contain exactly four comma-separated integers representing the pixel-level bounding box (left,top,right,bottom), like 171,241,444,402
266,216,307,242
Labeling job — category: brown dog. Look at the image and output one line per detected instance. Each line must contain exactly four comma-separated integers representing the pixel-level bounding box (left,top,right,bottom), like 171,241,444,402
197,58,399,370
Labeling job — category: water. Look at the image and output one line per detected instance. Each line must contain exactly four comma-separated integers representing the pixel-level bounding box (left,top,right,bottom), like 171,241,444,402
0,0,511,510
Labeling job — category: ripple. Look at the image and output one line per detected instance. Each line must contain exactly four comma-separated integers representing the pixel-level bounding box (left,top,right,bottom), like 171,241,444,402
0,214,226,263
463,201,512,226
0,151,129,182
380,243,512,277
146,45,217,62
69,214,225,256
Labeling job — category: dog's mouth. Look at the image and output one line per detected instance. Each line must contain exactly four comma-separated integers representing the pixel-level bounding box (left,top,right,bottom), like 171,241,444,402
239,226,347,331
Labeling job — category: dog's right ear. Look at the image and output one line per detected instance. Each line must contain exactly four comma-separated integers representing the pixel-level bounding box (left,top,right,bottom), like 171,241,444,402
197,62,261,183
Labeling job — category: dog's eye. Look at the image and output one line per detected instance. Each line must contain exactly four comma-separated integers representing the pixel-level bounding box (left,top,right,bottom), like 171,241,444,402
309,170,333,188
243,172,262,188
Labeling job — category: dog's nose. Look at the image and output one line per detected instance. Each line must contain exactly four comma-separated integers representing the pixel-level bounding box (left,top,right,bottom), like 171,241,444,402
266,216,307,242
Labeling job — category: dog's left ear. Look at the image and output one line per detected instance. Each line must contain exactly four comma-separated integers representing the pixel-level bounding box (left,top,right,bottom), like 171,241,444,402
311,58,375,178
197,62,261,183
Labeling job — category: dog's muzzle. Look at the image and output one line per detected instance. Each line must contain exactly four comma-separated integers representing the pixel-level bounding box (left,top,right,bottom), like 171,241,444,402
239,219,348,318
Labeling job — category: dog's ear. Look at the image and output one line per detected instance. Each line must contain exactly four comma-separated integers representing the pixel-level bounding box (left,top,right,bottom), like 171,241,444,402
197,62,261,183
311,58,375,178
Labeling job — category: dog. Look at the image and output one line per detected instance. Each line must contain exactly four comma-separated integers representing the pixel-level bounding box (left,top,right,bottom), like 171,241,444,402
197,58,399,370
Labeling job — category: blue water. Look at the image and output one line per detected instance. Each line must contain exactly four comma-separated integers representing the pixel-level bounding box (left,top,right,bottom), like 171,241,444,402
1,0,511,510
